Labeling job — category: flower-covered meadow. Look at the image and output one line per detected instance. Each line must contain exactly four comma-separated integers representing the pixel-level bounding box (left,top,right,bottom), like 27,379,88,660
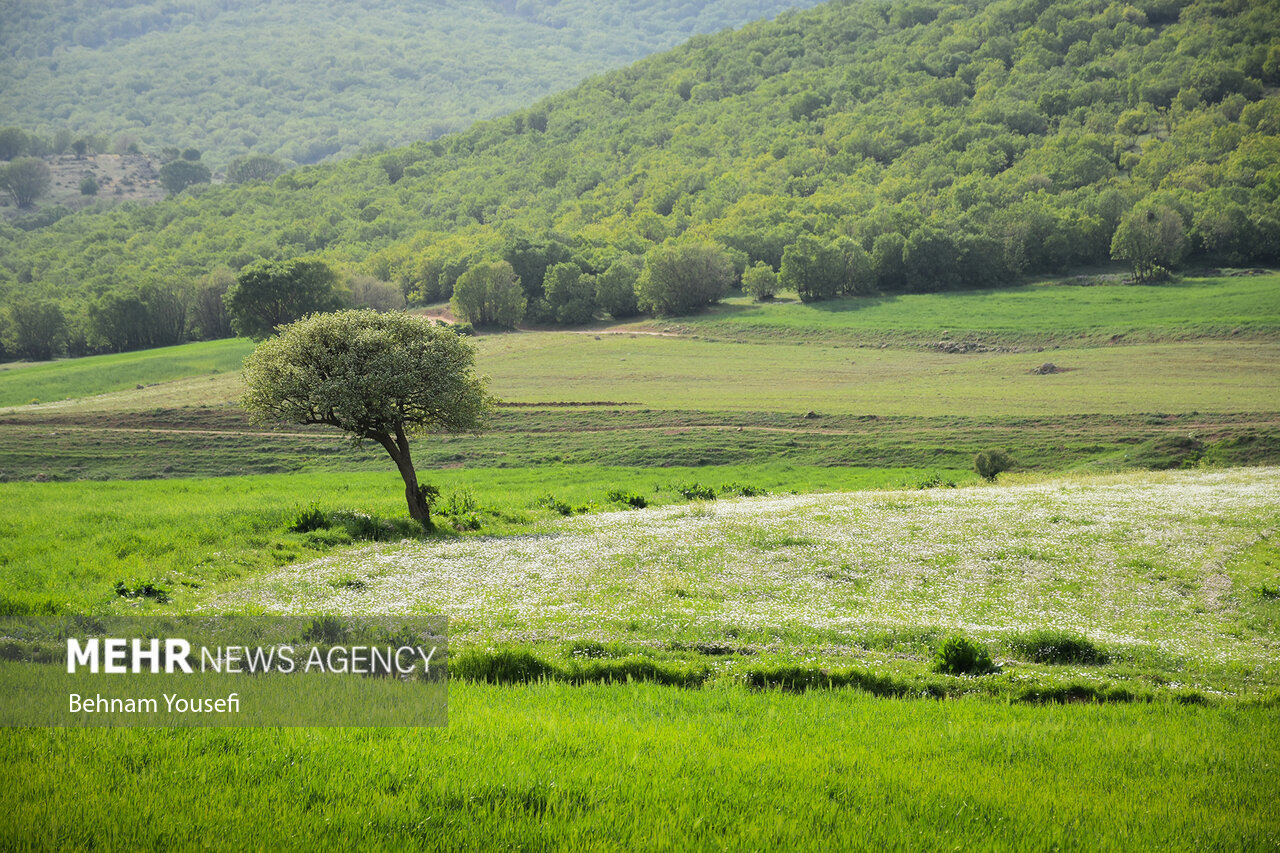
212,468,1280,687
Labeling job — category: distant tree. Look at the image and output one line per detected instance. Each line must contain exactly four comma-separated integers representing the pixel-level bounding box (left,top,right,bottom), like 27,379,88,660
595,257,642,318
450,260,525,329
227,154,288,184
502,236,573,306
974,449,1013,482
240,310,494,527
90,289,150,352
70,138,88,159
190,269,235,340
89,280,189,352
742,261,778,301
181,148,202,161
637,242,734,316
224,258,343,340
543,262,596,325
903,227,961,292
52,129,74,155
3,299,66,361
0,158,51,208
0,127,28,160
834,236,874,295
1111,203,1186,281
113,133,140,154
378,152,407,184
159,159,212,195
780,235,843,302
79,174,99,196
348,274,407,312
789,91,827,121
872,232,907,290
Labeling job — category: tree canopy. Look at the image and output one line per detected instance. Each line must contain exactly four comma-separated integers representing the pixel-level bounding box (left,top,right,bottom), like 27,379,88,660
3,0,1279,353
0,0,820,170
224,258,342,340
240,310,494,525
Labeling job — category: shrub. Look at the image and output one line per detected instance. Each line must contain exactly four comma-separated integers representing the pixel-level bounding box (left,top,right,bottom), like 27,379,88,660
741,262,778,301
719,482,768,497
289,502,329,533
933,635,995,675
606,488,648,508
675,482,717,501
302,614,347,644
440,488,478,517
974,449,1013,481
915,472,957,489
536,494,574,516
113,580,170,603
1010,629,1108,665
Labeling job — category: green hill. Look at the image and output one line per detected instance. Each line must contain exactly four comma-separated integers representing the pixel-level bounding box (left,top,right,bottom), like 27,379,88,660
0,0,822,170
2,0,1279,357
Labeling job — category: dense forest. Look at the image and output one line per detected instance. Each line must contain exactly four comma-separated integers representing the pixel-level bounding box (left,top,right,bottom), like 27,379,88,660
0,0,824,169
2,0,1278,357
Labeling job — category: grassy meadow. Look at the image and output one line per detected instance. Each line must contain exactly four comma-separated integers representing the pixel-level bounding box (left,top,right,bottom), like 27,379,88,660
2,684,1277,851
2,274,1279,848
659,272,1280,345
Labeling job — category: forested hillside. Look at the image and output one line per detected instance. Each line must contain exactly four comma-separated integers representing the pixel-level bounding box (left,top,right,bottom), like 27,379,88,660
2,0,1278,357
0,0,823,169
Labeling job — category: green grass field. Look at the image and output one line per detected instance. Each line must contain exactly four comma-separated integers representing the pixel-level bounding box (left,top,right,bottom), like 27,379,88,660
0,463,961,616
3,683,1276,851
0,338,252,408
2,275,1279,849
657,273,1280,345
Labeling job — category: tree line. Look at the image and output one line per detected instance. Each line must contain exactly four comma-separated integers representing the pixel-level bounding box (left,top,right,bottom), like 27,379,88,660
2,0,1278,356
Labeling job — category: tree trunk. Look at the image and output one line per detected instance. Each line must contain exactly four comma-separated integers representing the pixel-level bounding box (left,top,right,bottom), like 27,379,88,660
375,429,431,528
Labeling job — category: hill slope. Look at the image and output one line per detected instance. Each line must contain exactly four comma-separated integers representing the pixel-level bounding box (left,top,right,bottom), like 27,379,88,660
2,0,1278,356
0,0,822,169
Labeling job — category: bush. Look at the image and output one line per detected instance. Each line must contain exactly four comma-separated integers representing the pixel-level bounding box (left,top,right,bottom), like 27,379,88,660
440,488,478,517
536,494,574,516
741,262,778,301
328,510,420,541
915,472,957,489
606,489,648,508
289,502,330,533
719,482,768,497
974,449,1013,481
113,580,170,603
302,614,348,644
675,482,717,501
933,635,995,674
1010,629,1108,664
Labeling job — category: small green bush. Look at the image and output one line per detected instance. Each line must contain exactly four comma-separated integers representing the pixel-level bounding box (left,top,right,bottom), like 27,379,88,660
675,482,717,501
536,494,574,515
915,472,957,489
441,488,478,517
974,449,1013,481
1011,629,1108,665
113,580,171,603
289,502,329,532
607,488,648,508
302,614,347,644
933,635,995,675
719,482,768,497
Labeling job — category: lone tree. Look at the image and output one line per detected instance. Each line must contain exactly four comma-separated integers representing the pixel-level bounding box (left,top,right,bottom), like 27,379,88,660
0,157,51,208
1111,202,1186,282
241,310,494,527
